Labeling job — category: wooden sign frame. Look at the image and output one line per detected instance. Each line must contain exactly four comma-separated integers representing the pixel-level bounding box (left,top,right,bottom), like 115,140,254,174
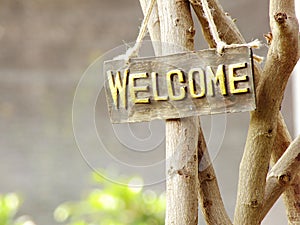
104,46,255,123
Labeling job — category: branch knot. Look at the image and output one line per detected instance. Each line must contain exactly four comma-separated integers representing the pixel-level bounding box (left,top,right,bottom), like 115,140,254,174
274,12,287,24
250,200,259,208
279,173,292,185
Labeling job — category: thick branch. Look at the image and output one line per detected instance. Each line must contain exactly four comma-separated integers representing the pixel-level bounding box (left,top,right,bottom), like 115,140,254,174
163,2,233,224
261,135,300,222
156,0,199,224
234,0,298,223
198,127,232,225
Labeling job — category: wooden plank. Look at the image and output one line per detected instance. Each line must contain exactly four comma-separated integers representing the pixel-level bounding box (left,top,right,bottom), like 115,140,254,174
104,46,255,123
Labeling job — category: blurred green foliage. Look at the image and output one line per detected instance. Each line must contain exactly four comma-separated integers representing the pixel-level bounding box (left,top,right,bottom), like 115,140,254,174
0,193,36,225
54,173,165,225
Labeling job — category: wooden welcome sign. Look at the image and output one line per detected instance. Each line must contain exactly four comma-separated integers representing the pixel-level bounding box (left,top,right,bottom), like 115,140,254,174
104,46,255,123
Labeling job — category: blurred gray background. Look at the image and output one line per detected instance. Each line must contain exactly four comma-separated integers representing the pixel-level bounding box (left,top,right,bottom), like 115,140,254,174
0,0,296,224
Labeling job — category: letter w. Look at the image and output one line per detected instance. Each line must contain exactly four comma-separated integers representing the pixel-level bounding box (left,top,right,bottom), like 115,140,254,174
107,70,128,109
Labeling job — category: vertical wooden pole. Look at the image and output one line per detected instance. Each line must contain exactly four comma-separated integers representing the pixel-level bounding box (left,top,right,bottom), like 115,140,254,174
156,0,199,224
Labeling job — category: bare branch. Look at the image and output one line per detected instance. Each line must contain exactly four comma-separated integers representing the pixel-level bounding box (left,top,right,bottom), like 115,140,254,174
191,0,299,223
198,127,232,225
155,0,200,224
271,113,300,224
234,0,299,223
261,135,300,222
166,2,234,223
188,2,243,223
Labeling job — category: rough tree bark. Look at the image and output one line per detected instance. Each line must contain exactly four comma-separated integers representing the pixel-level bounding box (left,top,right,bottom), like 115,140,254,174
156,0,199,224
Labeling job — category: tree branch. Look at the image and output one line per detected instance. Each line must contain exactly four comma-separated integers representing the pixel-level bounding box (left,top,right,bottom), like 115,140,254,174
155,0,199,224
163,2,235,223
190,0,263,89
191,0,299,224
234,0,298,223
187,2,243,224
261,135,300,222
271,114,300,224
198,127,232,225
262,2,300,224
190,0,245,47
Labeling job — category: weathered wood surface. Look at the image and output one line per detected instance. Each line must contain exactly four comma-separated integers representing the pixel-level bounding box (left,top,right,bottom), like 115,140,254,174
104,46,255,123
